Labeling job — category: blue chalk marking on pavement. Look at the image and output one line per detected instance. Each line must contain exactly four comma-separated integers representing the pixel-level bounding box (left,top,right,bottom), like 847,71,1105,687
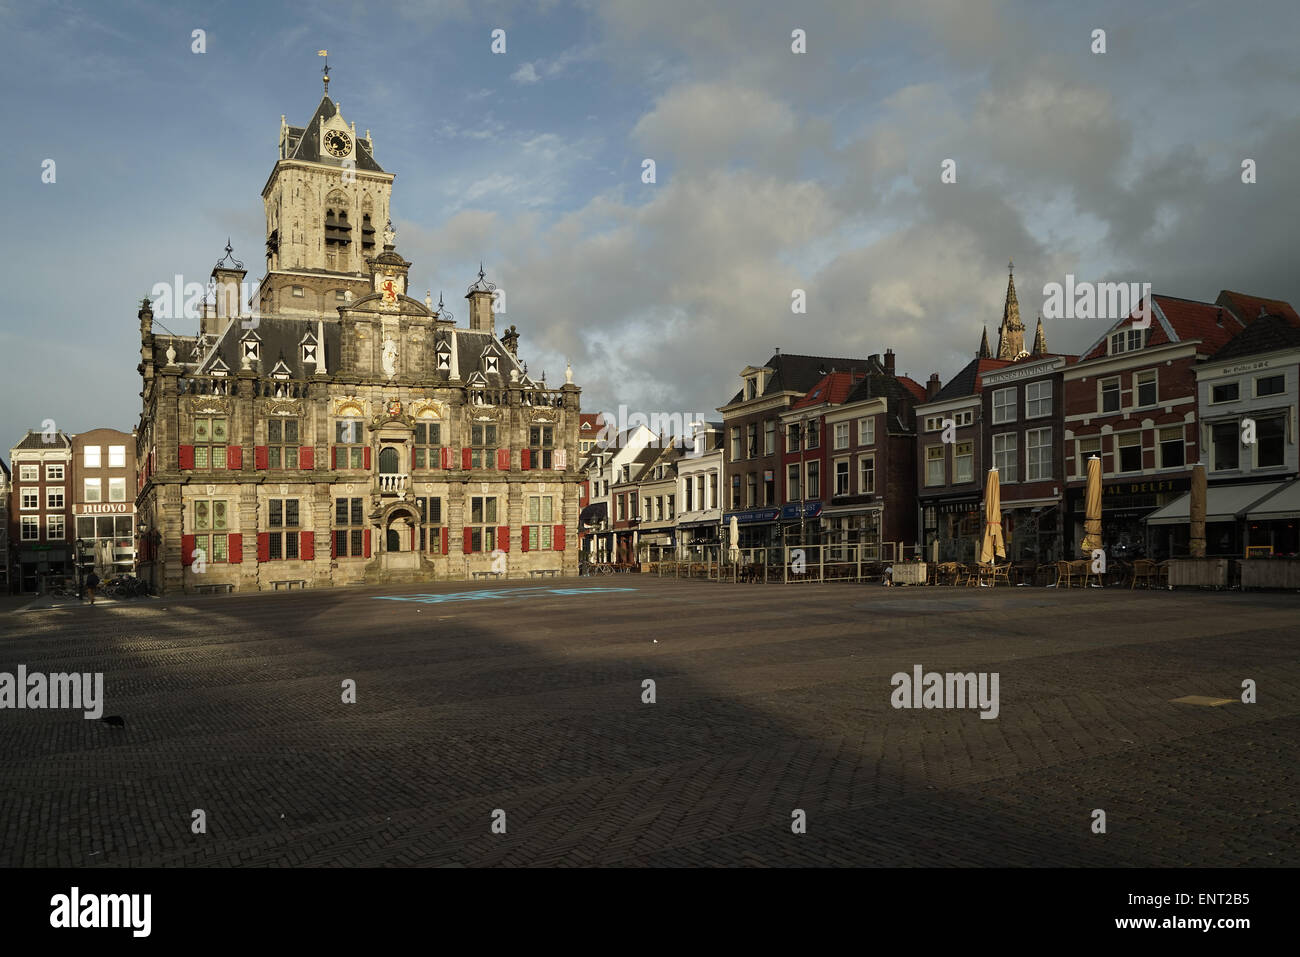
375,586,637,604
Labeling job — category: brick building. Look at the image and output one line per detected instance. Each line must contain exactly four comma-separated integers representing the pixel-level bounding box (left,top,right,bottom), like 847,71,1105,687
134,79,582,594
8,430,73,592
1060,291,1291,559
70,428,137,578
0,460,10,593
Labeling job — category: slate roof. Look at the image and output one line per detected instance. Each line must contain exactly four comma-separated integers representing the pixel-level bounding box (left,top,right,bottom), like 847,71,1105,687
925,357,1013,403
12,430,71,450
1210,313,1300,362
286,96,385,173
725,352,876,405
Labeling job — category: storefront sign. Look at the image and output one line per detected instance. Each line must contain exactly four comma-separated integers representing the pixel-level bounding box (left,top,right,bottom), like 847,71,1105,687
780,502,822,520
725,509,780,524
74,503,131,515
1103,479,1189,497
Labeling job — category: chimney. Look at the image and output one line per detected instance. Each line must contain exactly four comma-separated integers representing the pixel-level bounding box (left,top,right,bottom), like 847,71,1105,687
884,349,896,375
465,265,495,335
926,373,941,399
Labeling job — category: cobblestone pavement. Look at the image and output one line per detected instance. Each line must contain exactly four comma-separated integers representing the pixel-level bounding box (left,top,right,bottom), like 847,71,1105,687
1,579,1296,867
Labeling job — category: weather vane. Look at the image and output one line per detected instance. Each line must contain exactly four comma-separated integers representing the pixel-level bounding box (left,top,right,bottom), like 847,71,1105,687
318,49,329,91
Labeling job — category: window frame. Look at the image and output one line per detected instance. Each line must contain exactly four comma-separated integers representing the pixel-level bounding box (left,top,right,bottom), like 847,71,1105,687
992,432,1018,483
1025,380,1052,419
925,445,945,487
992,387,1017,425
1134,369,1157,408
1116,431,1143,474
858,454,875,494
1025,427,1052,481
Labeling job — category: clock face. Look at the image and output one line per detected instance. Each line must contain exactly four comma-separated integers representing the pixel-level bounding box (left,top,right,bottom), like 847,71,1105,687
324,130,352,158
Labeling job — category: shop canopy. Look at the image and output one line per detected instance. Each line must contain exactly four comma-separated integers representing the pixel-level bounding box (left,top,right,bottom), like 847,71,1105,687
1145,481,1286,526
1245,479,1300,521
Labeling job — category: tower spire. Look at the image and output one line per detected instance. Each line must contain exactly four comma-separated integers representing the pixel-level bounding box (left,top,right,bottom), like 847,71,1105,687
996,259,1025,359
978,325,991,359
1031,314,1048,356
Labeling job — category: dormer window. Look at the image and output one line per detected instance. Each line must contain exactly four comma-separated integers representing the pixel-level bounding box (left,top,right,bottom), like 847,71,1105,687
746,378,757,400
241,338,260,363
302,342,317,365
437,352,451,371
485,355,499,374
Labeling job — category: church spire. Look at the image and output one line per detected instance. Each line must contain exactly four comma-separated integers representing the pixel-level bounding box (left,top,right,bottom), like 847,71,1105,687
1031,314,1047,356
978,325,991,359
996,259,1026,359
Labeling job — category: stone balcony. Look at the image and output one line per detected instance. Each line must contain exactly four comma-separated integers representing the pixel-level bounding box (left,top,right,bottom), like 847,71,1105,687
378,473,409,494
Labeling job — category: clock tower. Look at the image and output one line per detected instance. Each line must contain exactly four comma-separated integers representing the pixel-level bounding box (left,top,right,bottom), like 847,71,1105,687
257,77,396,317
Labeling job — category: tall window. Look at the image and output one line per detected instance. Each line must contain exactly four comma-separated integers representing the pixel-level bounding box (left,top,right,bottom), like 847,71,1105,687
730,475,741,509
955,441,974,484
1211,422,1238,471
1158,427,1184,469
335,497,366,557
415,496,444,552
859,417,875,446
806,461,820,500
46,487,65,510
84,446,101,468
528,425,553,469
806,421,820,449
1256,414,1286,468
1025,381,1052,418
470,424,498,469
708,474,717,510
335,419,365,469
267,419,299,469
268,498,300,559
84,478,101,502
1100,378,1121,413
109,478,126,502
616,496,625,521
413,422,442,469
527,495,554,550
859,455,875,494
1117,432,1142,473
1026,428,1051,481
21,516,40,541
747,423,758,457
1135,370,1157,407
763,469,775,505
787,464,800,502
684,478,694,512
764,419,776,455
993,433,1018,481
731,427,743,460
746,473,757,507
21,488,39,510
47,515,65,540
925,446,945,486
787,423,801,452
835,460,850,495
993,388,1016,424
834,423,849,450
667,496,675,520
194,500,229,563
109,445,126,467
195,417,229,469
467,496,498,552
1076,437,1101,476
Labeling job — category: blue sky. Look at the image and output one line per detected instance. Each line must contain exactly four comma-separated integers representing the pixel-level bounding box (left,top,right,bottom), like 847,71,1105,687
3,0,1299,448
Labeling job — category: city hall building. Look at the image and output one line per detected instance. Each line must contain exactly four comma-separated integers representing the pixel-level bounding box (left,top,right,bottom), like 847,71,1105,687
134,77,582,594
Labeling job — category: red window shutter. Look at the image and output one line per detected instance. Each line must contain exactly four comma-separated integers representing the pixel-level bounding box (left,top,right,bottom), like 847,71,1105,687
255,445,269,470
300,446,314,470
227,444,242,470
178,445,195,470
257,533,270,563
412,446,416,470
300,531,314,561
497,448,509,470
331,446,337,469
228,533,242,563
440,446,450,470
363,528,371,558
410,525,416,550
363,446,371,471
181,534,196,567
497,526,509,553
463,527,473,553
554,525,565,551
440,527,448,555
521,448,531,471
330,532,337,559
462,447,472,471
522,528,530,553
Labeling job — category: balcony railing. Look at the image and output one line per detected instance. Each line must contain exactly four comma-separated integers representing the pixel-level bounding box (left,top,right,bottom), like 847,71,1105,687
378,473,409,493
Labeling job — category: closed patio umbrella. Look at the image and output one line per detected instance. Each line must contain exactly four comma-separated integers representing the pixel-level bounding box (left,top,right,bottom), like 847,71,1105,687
1081,454,1102,557
979,468,1005,564
728,515,740,564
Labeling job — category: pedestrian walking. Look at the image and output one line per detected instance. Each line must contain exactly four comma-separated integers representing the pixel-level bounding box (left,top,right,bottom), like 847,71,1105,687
85,571,100,605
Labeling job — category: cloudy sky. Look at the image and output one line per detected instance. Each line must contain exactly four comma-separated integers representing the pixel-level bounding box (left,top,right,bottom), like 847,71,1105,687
2,0,1298,447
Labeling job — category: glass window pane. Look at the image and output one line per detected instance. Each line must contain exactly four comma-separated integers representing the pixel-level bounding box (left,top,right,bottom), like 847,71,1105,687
212,446,226,470
195,419,210,442
214,502,227,529
212,419,228,442
269,420,281,443
286,420,299,443
195,447,209,469
486,498,497,523
213,535,227,562
97,516,115,537
196,501,210,530
351,498,363,525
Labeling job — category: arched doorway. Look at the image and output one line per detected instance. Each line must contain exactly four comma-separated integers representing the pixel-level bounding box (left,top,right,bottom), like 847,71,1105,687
386,527,402,552
378,446,399,474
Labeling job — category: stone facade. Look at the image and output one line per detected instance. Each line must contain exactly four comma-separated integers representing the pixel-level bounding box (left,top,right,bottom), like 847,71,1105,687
134,88,582,595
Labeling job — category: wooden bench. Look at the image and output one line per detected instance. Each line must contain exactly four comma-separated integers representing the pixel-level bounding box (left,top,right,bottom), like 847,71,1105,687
528,569,560,578
271,580,308,591
471,570,503,581
194,583,234,595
